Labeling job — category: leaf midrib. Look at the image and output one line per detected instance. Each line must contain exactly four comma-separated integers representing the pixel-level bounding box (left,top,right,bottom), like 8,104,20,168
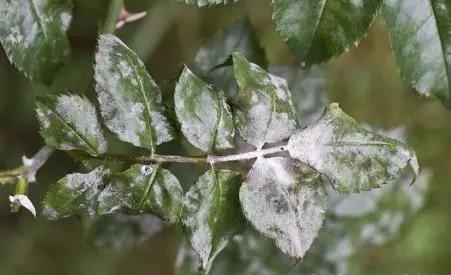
40,100,99,155
27,0,47,39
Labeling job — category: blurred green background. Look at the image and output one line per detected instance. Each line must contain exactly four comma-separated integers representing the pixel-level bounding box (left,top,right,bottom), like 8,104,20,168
1,0,450,274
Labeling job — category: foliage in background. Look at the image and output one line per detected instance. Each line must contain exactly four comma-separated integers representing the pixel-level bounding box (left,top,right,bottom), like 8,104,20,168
0,0,446,274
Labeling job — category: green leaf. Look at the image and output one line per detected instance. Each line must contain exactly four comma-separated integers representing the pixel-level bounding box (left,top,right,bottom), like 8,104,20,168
290,66,328,127
42,166,109,220
194,18,266,75
181,168,244,271
84,213,164,249
94,34,174,151
240,157,327,259
194,18,266,99
383,0,451,107
175,67,234,152
36,94,107,156
232,52,297,149
272,0,382,65
0,0,72,84
288,103,419,194
97,164,183,223
179,0,238,7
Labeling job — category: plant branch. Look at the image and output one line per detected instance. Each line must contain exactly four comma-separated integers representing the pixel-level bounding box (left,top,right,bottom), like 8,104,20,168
74,145,288,165
102,0,124,34
0,146,55,185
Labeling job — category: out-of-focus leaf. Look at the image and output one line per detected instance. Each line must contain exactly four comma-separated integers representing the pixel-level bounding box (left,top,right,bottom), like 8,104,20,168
174,67,234,152
334,170,431,245
194,18,266,99
83,213,164,250
383,0,451,108
288,103,419,194
36,94,107,156
181,168,244,272
290,66,328,127
0,0,72,84
179,0,238,7
94,34,174,151
272,0,382,65
195,18,266,74
97,164,183,223
42,166,109,220
240,157,327,259
232,52,297,149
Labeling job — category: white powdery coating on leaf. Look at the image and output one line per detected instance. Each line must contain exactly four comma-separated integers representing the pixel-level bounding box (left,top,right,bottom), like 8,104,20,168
287,103,419,193
233,53,297,148
239,157,326,259
95,34,173,149
182,172,215,269
55,95,107,153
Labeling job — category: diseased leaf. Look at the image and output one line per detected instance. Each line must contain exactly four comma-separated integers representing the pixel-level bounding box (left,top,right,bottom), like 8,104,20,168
0,0,72,84
333,170,431,245
42,166,109,220
97,164,183,223
36,94,107,156
182,169,244,271
240,157,327,259
175,67,234,152
232,52,297,149
383,0,451,107
179,0,238,7
95,34,174,151
288,103,419,194
272,0,382,65
84,213,164,249
290,66,328,127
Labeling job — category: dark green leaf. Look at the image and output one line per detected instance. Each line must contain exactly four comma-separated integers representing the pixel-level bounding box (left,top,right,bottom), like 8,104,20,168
42,166,109,220
383,0,451,107
232,52,297,149
194,18,266,99
36,94,107,156
240,157,327,259
182,168,244,271
84,213,164,249
288,103,419,194
175,67,234,152
95,34,174,151
0,0,72,84
272,0,382,65
179,0,238,7
97,164,183,223
290,66,328,127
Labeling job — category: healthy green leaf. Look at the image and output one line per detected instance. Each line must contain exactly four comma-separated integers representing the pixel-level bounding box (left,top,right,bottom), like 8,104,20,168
272,0,382,65
175,67,234,152
84,213,164,249
383,0,451,107
95,34,174,151
97,164,183,223
179,0,238,7
288,103,419,194
36,94,107,156
240,157,327,259
232,52,297,149
194,18,266,75
0,0,72,84
181,168,244,271
42,166,109,220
